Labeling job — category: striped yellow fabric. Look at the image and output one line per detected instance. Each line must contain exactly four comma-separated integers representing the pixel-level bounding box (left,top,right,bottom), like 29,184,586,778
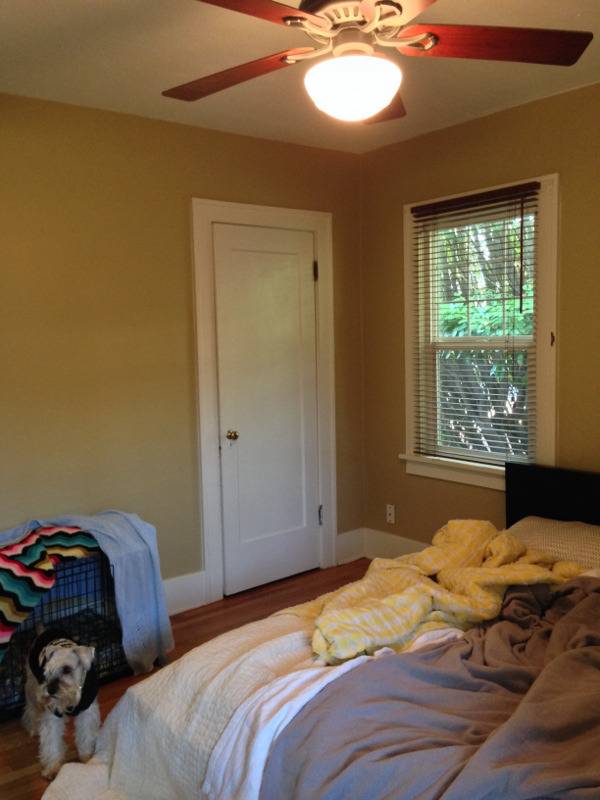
280,520,583,663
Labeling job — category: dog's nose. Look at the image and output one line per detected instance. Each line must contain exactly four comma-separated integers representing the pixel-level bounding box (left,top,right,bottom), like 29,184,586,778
47,679,60,696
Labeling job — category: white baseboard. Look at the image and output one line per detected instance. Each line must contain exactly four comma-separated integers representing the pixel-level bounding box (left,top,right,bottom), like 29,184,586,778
335,528,366,564
336,528,427,563
165,530,427,616
363,528,428,559
164,570,215,616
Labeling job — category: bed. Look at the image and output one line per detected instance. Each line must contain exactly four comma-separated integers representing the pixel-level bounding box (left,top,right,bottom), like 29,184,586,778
45,464,600,800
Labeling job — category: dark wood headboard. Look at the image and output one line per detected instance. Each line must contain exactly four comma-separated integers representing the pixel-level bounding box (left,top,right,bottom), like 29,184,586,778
505,463,600,527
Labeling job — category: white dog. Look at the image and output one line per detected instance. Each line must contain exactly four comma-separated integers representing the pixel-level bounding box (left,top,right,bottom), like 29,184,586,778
22,626,101,780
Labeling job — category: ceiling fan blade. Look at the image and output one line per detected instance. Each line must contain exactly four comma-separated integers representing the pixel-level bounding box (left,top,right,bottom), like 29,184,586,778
364,92,406,124
163,48,314,101
197,0,326,28
395,24,593,66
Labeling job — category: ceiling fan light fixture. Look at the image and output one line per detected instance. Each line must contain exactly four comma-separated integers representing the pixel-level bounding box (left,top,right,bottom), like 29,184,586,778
304,53,402,122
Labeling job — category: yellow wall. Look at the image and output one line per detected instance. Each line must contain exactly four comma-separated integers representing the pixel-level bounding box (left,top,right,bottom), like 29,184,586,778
2,84,599,576
360,83,600,543
0,94,364,577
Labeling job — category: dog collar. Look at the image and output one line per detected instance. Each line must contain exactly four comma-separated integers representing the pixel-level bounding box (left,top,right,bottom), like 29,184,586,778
66,663,98,716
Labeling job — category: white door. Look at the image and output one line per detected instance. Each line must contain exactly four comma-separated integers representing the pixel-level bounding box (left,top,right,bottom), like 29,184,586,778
213,223,320,594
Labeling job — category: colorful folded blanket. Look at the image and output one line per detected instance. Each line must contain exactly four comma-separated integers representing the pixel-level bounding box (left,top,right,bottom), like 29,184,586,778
0,526,99,663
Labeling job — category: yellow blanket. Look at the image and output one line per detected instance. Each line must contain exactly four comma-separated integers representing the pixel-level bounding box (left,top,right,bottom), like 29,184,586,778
281,520,582,663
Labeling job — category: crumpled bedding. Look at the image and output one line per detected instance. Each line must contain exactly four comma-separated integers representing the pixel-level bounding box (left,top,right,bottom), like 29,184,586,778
203,629,465,800
281,519,583,662
44,519,588,800
260,576,600,800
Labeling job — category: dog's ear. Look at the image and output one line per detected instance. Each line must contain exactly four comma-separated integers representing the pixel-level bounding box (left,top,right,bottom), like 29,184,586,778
76,645,96,672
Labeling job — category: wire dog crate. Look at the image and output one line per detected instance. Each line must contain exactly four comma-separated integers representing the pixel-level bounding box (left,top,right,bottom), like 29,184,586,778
0,551,131,720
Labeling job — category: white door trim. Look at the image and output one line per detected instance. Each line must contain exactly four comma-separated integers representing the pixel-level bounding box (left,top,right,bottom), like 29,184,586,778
191,199,336,602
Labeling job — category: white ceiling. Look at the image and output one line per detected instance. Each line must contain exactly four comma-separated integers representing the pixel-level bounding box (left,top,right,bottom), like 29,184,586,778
1,0,599,153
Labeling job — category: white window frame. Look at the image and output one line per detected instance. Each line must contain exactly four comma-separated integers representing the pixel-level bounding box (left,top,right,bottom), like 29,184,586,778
400,174,558,491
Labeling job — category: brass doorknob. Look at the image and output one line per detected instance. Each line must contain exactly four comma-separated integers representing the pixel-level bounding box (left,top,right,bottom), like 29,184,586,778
226,430,239,441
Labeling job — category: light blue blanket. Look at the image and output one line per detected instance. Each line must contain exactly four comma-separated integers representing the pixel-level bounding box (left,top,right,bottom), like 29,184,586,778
0,511,174,674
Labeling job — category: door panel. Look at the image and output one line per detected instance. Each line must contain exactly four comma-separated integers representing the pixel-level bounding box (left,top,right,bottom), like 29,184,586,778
213,223,319,594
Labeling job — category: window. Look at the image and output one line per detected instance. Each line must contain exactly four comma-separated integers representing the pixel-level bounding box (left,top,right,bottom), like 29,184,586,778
402,176,557,490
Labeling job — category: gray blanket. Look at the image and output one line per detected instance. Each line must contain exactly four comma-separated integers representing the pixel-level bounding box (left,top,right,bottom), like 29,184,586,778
260,578,600,800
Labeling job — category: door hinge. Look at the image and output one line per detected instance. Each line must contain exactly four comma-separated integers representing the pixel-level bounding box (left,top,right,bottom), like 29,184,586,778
318,504,324,526
313,260,319,282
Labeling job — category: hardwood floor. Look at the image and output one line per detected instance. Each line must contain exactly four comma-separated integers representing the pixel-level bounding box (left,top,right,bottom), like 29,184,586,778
0,558,369,800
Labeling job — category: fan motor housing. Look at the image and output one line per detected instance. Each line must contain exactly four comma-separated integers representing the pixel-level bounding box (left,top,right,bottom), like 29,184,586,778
332,30,374,54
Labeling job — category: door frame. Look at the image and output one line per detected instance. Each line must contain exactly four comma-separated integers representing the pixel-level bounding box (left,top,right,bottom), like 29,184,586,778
191,199,336,601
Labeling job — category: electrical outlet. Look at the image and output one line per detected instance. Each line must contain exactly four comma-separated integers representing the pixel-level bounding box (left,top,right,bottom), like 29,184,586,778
386,504,395,524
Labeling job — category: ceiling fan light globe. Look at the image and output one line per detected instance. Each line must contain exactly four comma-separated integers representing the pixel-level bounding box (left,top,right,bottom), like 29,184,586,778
304,54,402,122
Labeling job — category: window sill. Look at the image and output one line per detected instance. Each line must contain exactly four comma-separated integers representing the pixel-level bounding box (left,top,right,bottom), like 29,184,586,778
399,454,505,491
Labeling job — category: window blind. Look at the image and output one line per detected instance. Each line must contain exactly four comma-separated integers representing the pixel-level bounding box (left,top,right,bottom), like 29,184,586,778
410,181,540,467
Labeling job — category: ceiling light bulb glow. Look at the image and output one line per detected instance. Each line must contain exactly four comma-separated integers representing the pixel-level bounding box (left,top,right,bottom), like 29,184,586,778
304,54,402,122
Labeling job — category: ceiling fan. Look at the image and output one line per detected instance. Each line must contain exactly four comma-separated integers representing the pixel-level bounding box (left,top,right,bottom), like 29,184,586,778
162,0,593,123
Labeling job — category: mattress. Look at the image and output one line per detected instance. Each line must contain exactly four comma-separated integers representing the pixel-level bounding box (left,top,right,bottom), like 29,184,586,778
45,517,600,800
45,619,461,800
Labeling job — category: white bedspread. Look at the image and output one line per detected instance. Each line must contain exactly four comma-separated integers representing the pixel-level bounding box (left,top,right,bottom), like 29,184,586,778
44,613,313,800
44,612,464,800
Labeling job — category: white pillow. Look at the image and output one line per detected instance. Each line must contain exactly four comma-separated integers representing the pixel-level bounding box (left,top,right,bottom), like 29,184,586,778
508,516,600,569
